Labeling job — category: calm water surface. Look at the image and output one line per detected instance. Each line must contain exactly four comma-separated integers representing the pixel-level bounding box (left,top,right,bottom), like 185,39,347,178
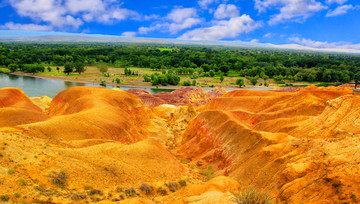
0,73,174,98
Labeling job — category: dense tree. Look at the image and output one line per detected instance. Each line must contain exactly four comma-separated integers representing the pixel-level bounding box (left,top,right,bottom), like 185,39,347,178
192,79,197,86
1,42,359,84
8,64,18,72
250,77,258,85
63,63,73,75
209,70,215,77
74,62,85,74
236,78,245,87
220,64,230,73
220,74,224,83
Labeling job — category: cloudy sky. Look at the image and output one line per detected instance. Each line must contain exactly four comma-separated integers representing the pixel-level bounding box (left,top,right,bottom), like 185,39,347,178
0,0,359,51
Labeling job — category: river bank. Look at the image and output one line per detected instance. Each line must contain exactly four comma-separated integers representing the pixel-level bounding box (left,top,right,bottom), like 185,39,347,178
9,66,276,92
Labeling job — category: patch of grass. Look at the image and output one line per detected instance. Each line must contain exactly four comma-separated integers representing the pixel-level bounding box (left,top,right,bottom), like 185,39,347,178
17,179,27,186
167,182,178,192
157,187,167,195
49,170,67,188
84,186,93,190
125,187,137,197
34,185,46,192
0,153,3,157
88,189,102,196
139,183,154,195
233,187,272,204
0,68,10,73
14,193,20,198
116,186,123,193
7,169,15,175
158,48,173,51
70,193,87,200
178,180,187,187
0,195,9,201
200,166,214,181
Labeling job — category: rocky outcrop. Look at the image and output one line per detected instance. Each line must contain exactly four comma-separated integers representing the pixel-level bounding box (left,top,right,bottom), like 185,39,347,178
177,86,359,203
127,87,227,107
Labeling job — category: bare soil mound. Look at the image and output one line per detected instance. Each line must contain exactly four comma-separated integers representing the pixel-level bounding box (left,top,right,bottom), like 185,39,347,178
177,86,359,203
1,85,358,203
22,86,158,143
0,88,49,128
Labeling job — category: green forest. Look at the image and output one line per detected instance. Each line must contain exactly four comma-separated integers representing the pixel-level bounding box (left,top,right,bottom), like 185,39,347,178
1,42,360,85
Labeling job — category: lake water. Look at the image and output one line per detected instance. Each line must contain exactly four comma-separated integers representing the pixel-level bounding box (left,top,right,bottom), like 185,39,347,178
0,73,174,98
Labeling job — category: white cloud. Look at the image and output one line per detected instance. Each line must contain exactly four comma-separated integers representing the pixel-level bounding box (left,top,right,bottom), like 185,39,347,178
97,8,141,24
139,7,203,34
263,32,275,38
326,0,347,4
1,22,53,31
168,18,203,34
9,0,82,28
214,4,240,19
7,0,146,30
179,14,262,41
143,14,160,21
289,37,360,51
198,0,219,9
250,39,259,43
122,31,136,37
326,4,356,17
167,8,198,23
255,0,327,25
65,0,105,14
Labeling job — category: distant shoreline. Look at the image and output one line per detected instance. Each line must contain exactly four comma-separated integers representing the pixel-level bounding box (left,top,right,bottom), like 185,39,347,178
9,72,276,92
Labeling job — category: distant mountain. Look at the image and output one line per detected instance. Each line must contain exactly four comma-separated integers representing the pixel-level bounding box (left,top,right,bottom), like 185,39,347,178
0,30,359,54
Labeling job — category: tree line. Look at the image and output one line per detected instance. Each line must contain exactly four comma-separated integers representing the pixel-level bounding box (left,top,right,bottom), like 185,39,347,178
1,42,359,84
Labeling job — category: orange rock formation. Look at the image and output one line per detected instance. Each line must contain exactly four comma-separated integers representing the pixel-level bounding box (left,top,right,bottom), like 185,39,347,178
0,85,358,203
177,86,359,203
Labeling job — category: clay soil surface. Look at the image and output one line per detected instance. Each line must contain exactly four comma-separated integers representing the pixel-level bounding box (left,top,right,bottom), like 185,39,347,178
0,85,359,203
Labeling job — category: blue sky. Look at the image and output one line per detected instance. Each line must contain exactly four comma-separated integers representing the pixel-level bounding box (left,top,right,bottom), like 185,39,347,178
0,0,360,52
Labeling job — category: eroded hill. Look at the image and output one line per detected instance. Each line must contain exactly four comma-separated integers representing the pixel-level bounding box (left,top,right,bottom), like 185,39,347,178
0,86,358,203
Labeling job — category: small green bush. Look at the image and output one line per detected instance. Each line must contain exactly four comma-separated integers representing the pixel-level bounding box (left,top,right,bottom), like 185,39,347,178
0,195,9,201
157,187,167,195
125,187,137,197
49,170,67,188
233,187,272,204
17,179,27,186
178,180,187,186
88,189,102,196
167,182,178,192
100,80,106,86
182,80,191,86
139,183,154,195
7,169,15,175
14,193,20,198
192,80,197,86
200,166,214,181
34,185,46,192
